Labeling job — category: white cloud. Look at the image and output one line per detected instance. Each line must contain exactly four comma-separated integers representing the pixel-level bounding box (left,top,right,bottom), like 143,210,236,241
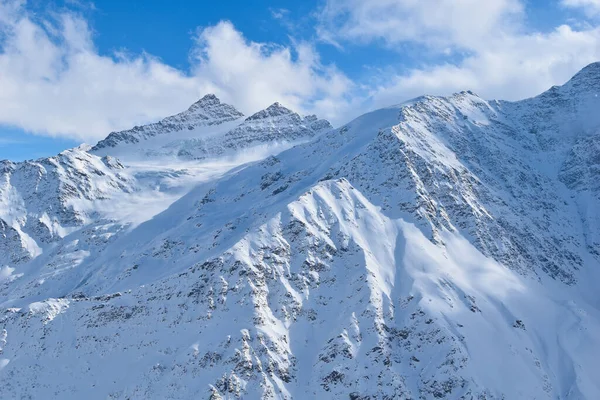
369,25,600,108
269,8,290,20
190,21,355,124
318,0,600,109
0,5,200,140
562,0,600,16
317,0,524,51
0,1,354,141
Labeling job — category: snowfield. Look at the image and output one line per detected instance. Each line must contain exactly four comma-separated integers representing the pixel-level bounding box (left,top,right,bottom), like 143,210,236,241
1,63,600,399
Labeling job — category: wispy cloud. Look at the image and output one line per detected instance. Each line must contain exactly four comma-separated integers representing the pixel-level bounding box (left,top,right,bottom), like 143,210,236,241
269,8,290,20
317,0,524,51
0,137,25,147
562,0,600,16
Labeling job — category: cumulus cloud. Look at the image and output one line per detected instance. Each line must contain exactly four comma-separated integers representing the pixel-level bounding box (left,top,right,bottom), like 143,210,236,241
368,25,600,108
0,5,200,140
317,0,600,108
0,0,354,141
190,21,355,124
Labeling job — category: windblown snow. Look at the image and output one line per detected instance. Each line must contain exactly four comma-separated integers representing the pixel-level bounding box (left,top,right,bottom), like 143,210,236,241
1,64,600,399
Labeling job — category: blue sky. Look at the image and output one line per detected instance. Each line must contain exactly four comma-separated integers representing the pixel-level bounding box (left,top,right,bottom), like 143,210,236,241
1,0,600,160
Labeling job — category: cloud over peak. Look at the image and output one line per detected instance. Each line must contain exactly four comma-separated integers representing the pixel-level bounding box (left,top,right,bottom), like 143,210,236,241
0,2,353,141
1,0,600,142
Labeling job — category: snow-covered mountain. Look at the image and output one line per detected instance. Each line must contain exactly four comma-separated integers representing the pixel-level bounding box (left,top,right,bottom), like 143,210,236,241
91,96,331,161
1,64,600,399
91,94,245,152
0,149,134,266
146,102,332,161
0,99,332,274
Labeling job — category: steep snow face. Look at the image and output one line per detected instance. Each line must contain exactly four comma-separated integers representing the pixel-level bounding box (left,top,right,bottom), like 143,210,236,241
91,94,245,154
1,65,600,399
559,133,600,256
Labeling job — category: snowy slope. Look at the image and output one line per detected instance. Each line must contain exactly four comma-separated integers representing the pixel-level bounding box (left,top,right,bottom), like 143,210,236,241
1,64,600,399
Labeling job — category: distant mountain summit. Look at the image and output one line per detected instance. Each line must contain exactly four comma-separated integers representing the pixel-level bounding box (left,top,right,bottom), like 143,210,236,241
242,101,333,133
245,102,298,120
566,61,600,87
92,98,332,160
214,102,333,154
91,94,245,152
166,93,245,126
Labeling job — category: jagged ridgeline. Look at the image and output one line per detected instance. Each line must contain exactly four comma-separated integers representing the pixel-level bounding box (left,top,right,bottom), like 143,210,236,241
91,95,331,160
1,64,600,399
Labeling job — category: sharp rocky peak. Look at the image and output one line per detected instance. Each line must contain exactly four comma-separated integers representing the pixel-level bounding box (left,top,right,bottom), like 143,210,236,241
187,93,223,111
199,93,219,102
91,94,244,152
245,102,296,121
556,61,600,93
570,61,600,81
179,94,244,118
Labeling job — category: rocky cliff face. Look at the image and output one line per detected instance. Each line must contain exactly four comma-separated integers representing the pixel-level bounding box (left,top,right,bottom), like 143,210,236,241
1,65,600,399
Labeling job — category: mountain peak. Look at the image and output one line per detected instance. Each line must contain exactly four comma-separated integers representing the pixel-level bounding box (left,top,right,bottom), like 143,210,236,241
245,102,296,121
266,102,293,113
201,93,219,101
190,93,220,107
91,95,244,153
186,93,224,113
575,61,600,76
563,61,600,89
182,94,244,120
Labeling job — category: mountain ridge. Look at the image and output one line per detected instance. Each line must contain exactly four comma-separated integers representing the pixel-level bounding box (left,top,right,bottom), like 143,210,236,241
91,94,245,152
90,96,332,161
